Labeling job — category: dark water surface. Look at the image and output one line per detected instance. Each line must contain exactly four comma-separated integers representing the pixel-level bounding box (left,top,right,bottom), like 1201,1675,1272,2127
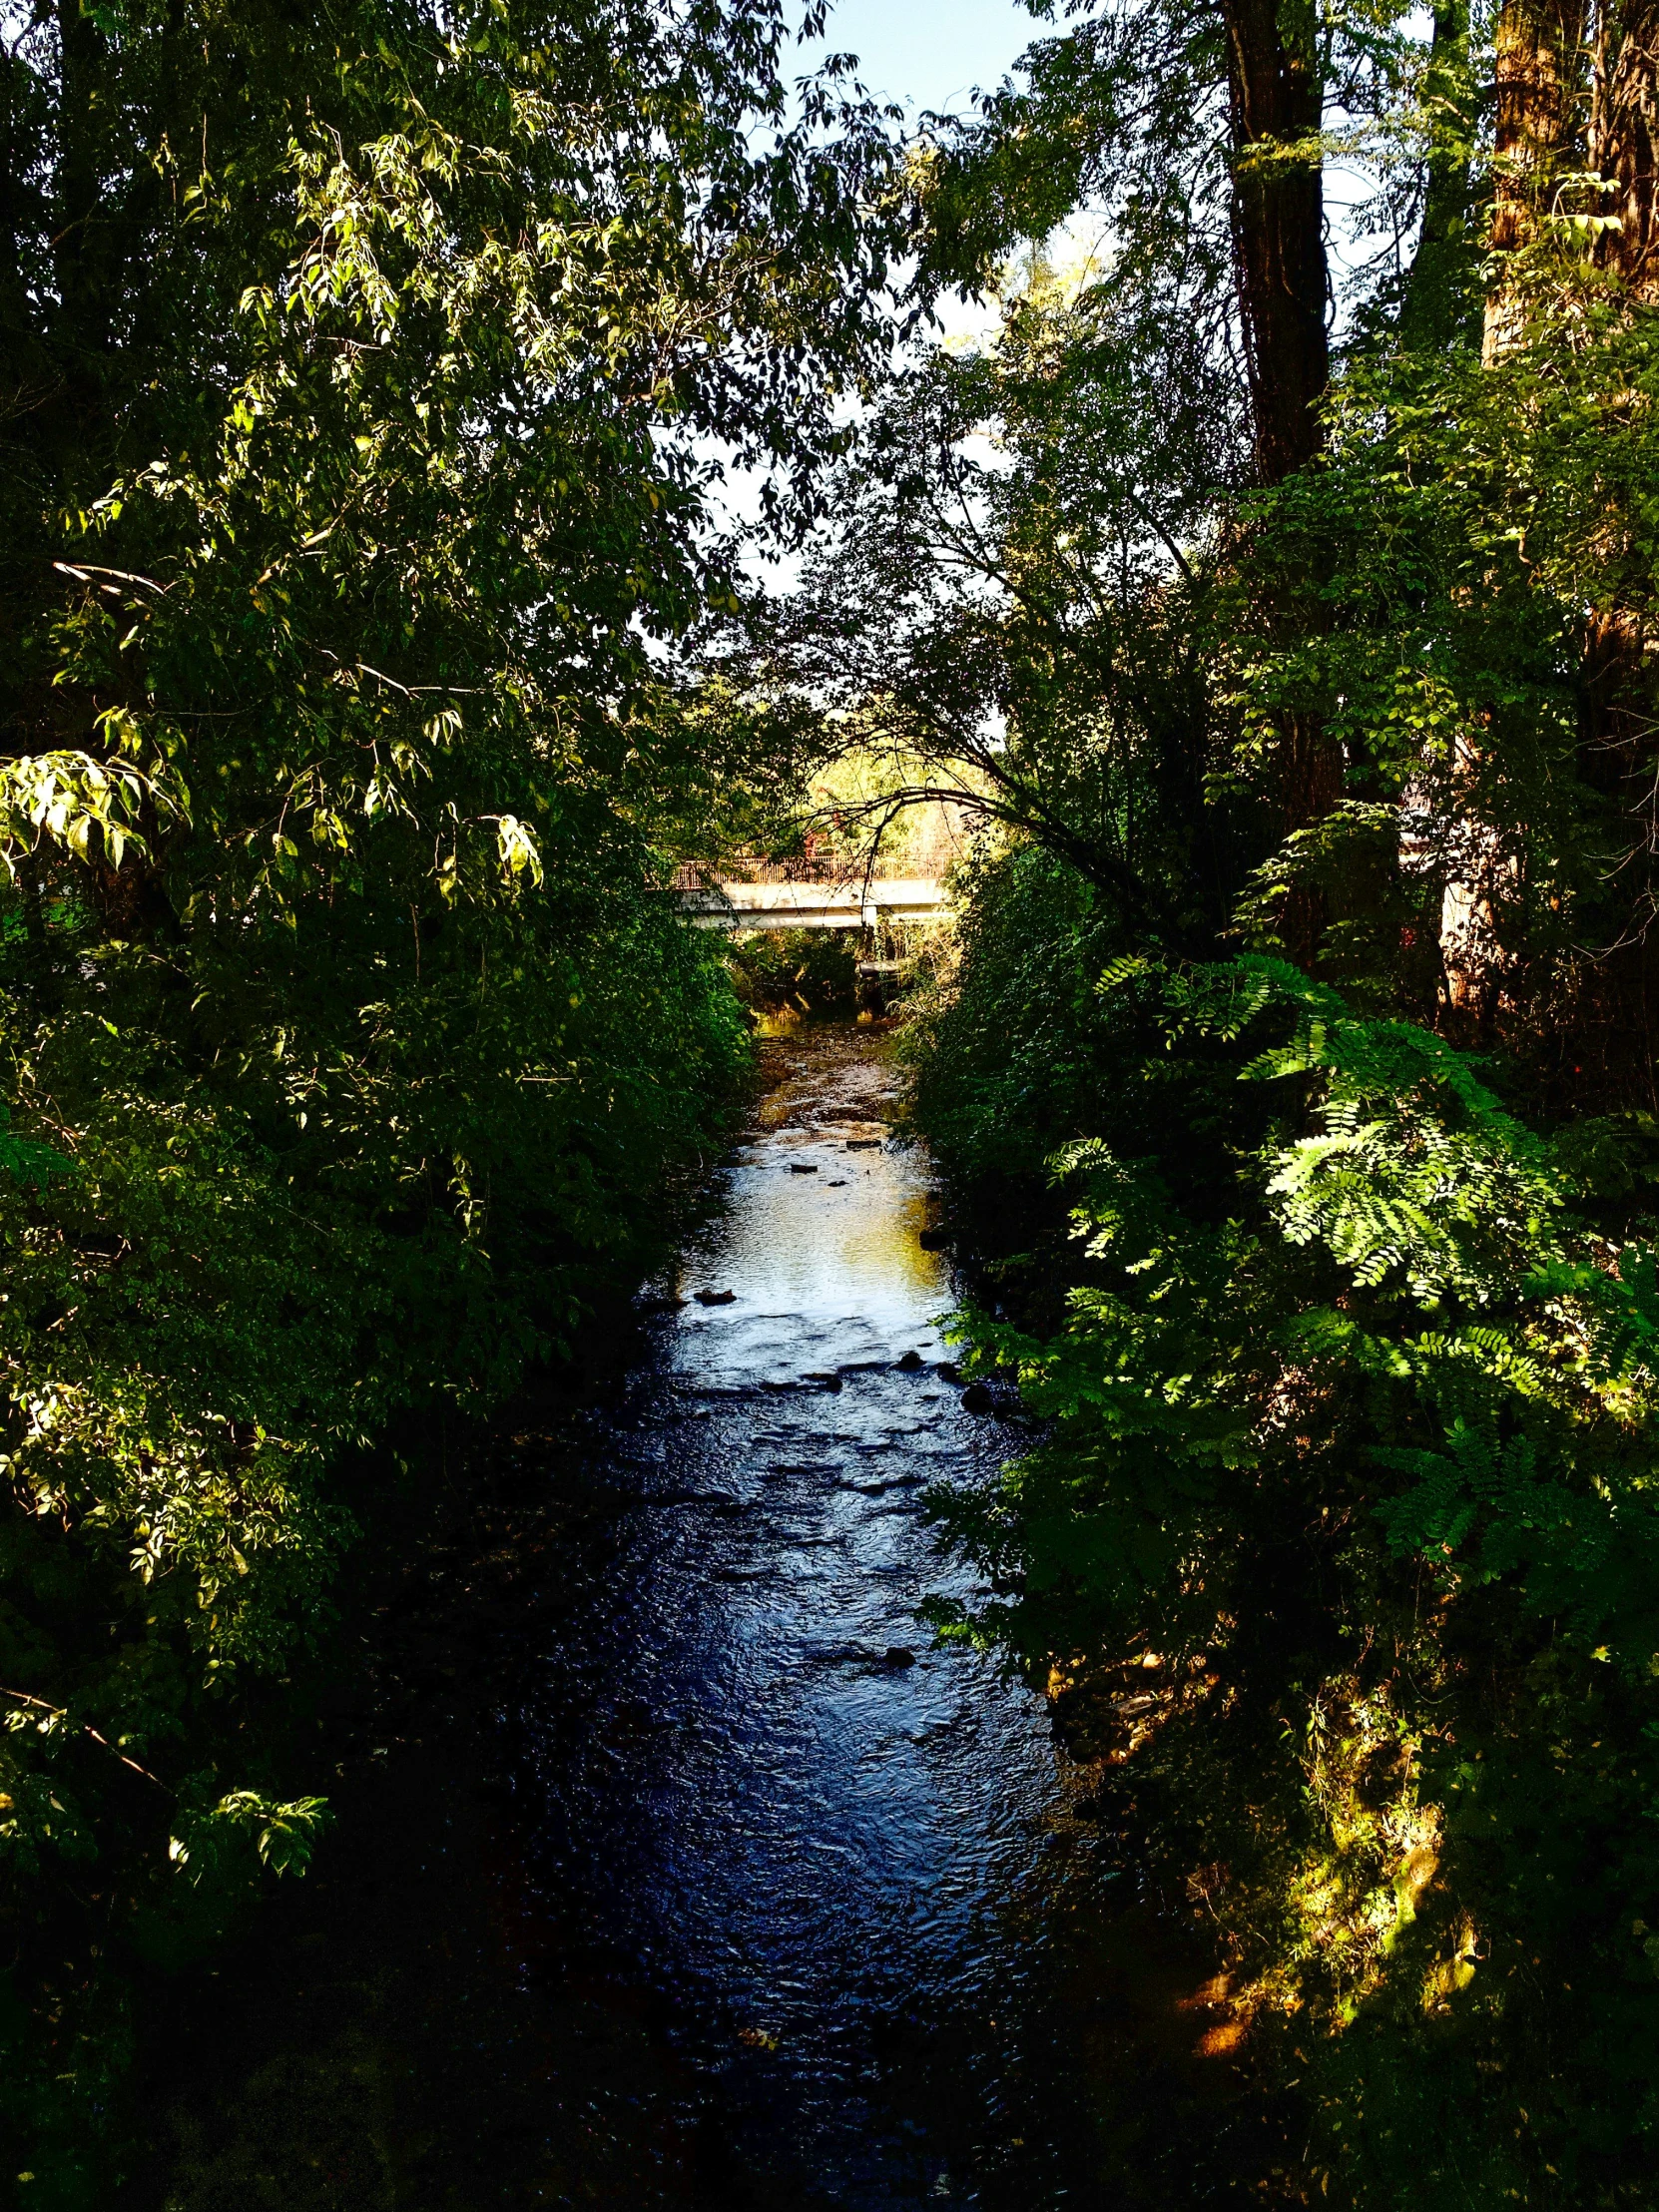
502,1025,1244,2207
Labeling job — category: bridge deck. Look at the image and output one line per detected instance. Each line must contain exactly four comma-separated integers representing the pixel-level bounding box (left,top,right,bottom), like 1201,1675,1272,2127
678,877,946,930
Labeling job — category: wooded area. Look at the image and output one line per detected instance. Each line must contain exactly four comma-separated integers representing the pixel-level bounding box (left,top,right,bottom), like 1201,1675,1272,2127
6,0,1659,2200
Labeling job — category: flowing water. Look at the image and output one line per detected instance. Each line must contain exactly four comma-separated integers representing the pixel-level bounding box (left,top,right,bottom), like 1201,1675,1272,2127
503,1024,1247,2207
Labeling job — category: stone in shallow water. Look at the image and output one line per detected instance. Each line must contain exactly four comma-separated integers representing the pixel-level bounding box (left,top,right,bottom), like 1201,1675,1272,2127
789,1162,819,1174
694,1288,737,1306
894,1349,924,1372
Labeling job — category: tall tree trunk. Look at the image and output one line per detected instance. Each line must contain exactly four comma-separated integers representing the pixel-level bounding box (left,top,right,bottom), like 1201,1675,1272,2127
1582,0,1659,1099
1400,0,1478,346
1223,0,1330,484
1484,0,1587,360
1591,0,1659,294
1223,0,1339,956
1579,0,1657,865
1438,0,1586,1027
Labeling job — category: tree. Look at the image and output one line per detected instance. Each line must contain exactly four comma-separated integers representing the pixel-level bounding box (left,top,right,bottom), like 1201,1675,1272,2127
1396,0,1478,347
876,0,1659,2196
1224,0,1330,481
898,0,1425,917
1485,0,1587,360
0,0,906,2184
751,255,1244,943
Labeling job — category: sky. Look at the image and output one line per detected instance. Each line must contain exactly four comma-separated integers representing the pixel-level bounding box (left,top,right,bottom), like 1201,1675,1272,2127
796,0,1060,348
797,0,1040,119
795,0,1406,298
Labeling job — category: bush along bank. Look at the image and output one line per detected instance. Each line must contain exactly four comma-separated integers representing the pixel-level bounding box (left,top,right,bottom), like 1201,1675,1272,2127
906,845,1659,2208
0,1,906,2193
0,877,751,2199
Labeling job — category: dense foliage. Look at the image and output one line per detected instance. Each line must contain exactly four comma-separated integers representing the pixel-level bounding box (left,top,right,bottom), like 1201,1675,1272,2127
13,0,1659,2194
908,879,1659,2201
0,0,901,2191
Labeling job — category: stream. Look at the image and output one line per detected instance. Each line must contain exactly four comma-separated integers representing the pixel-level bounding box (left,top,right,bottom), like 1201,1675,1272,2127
142,1020,1263,2211
499,1022,1248,2206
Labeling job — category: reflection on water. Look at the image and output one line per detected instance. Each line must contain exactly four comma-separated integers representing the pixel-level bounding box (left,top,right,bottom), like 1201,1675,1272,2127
510,1026,1243,2206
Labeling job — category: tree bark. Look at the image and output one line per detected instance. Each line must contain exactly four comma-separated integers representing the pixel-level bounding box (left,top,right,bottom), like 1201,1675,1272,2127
1221,0,1339,957
1591,0,1659,295
1222,0,1330,484
1576,1,1659,1097
1437,0,1586,1026
1399,0,1478,346
1484,0,1587,360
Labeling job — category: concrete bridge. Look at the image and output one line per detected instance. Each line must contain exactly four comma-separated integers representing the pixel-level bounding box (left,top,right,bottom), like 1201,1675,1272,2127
678,877,948,931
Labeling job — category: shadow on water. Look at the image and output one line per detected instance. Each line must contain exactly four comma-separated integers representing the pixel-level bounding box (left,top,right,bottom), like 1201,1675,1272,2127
134,1023,1279,2210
